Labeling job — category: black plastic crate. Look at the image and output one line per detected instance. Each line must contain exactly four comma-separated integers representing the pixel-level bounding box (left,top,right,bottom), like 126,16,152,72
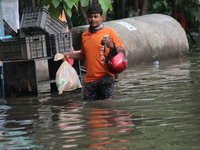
20,7,68,35
0,64,5,98
0,35,47,60
46,32,73,56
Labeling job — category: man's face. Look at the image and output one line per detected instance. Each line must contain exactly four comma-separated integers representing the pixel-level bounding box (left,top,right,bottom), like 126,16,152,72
88,13,103,29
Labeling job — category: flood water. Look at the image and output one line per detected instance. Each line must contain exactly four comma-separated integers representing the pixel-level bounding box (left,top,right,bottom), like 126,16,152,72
1,37,200,150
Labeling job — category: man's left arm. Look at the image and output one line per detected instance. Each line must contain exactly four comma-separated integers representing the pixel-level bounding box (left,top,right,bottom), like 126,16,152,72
111,43,126,56
101,37,126,56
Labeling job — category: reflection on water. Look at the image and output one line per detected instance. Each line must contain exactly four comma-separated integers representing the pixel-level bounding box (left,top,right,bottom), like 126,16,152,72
59,100,134,149
0,99,43,149
84,101,133,149
1,39,200,149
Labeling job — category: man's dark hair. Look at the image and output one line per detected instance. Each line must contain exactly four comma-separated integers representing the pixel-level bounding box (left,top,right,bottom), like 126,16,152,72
87,5,103,16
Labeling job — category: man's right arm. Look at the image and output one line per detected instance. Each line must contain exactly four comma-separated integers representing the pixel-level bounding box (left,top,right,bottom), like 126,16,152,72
62,52,86,61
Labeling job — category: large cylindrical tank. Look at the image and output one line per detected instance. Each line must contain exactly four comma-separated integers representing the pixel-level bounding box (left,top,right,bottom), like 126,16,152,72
70,14,189,65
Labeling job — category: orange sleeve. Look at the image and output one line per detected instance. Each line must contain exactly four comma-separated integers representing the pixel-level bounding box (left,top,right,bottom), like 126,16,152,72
110,29,124,48
81,34,85,55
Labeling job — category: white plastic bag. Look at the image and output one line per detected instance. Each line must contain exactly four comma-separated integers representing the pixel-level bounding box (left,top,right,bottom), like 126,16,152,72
54,54,82,94
54,53,64,61
2,0,20,33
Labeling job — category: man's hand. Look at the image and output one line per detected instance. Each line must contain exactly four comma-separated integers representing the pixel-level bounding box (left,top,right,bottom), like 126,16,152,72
62,52,70,60
101,35,114,49
62,51,86,61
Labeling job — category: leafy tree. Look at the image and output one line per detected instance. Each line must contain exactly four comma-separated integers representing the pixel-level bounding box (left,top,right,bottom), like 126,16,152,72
20,0,113,28
20,0,200,28
177,0,200,26
40,0,112,26
153,0,171,15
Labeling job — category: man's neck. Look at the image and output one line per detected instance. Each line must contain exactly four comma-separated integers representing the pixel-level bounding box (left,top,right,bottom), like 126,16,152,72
92,24,101,29
89,23,104,34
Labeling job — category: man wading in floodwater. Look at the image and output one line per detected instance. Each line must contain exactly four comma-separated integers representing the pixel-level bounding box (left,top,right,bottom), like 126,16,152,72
63,5,126,101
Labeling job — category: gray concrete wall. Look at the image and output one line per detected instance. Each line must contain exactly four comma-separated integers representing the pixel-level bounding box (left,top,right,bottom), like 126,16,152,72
70,14,189,65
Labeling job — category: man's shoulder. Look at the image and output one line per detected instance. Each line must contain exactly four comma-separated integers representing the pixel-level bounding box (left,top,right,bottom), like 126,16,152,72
82,29,90,36
101,27,117,36
102,27,114,32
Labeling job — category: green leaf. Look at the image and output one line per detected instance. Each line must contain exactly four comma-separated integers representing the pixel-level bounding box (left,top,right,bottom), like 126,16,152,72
40,0,52,6
49,3,63,18
103,0,111,8
63,0,73,9
80,0,89,7
109,3,113,11
73,0,78,6
99,0,111,12
163,1,168,7
63,3,72,18
66,8,72,18
52,0,61,8
73,3,78,9
99,0,106,12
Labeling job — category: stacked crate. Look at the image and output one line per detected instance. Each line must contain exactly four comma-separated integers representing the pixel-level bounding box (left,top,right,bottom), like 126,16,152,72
0,7,81,97
0,7,72,61
20,7,81,85
20,7,73,57
20,7,67,35
45,32,73,56
0,35,46,60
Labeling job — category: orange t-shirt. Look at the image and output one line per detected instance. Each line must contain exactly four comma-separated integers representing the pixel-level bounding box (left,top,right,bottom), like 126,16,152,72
81,27,124,83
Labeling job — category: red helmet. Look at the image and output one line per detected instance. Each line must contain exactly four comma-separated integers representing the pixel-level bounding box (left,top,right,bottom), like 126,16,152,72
106,51,128,74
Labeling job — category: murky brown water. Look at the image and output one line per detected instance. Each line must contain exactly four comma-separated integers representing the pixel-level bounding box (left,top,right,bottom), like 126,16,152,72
1,37,200,149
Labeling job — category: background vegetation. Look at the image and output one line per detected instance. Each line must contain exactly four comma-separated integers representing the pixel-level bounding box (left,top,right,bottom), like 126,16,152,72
19,0,200,29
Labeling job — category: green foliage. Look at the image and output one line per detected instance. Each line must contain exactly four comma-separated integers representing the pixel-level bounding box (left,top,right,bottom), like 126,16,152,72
73,0,79,6
178,0,200,26
71,7,84,27
52,0,60,8
153,0,171,15
41,0,112,19
41,0,76,18
40,0,51,6
99,0,113,13
80,0,90,7
48,2,63,18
